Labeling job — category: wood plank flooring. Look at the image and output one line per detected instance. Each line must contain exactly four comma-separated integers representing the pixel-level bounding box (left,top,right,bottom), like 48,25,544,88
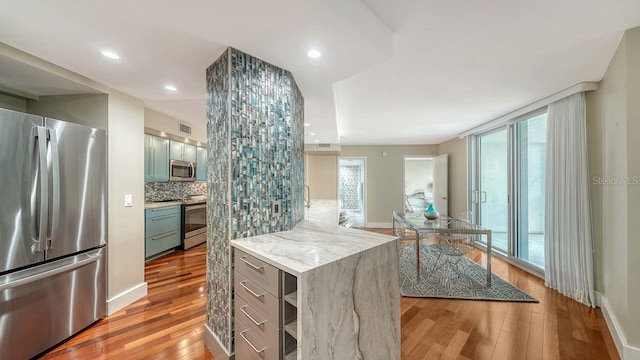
40,229,619,360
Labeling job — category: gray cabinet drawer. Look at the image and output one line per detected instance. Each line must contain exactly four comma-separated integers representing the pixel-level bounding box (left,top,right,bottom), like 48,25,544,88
235,272,280,326
235,294,279,330
235,249,280,297
236,318,279,360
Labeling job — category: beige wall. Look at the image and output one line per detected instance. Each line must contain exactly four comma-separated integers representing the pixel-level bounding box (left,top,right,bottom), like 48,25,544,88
306,155,338,200
0,93,26,111
305,143,470,226
0,43,147,313
437,137,468,218
341,145,437,225
107,91,146,302
587,26,640,351
145,107,207,144
626,27,640,349
27,94,108,130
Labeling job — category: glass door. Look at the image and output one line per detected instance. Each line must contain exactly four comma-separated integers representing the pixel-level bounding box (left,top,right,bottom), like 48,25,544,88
515,113,547,268
470,109,547,273
477,127,509,254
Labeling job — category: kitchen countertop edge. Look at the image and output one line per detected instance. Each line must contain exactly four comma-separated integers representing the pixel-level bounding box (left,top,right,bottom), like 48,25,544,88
144,201,183,209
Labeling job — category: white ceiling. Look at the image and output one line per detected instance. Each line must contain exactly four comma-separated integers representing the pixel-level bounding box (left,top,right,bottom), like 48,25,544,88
1,0,639,144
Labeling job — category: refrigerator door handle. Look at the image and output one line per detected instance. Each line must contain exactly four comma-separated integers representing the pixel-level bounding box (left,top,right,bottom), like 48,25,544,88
0,254,100,292
48,128,61,249
35,126,49,252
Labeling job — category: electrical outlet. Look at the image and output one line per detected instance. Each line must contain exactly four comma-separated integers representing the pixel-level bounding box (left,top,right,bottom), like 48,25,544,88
272,200,281,217
124,194,133,207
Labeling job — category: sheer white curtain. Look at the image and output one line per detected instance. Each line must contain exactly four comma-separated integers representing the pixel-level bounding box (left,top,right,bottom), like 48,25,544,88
544,92,595,307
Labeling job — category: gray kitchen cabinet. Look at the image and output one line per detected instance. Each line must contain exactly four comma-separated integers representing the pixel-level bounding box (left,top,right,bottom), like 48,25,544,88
234,249,298,359
144,134,170,182
170,140,197,162
196,147,207,181
145,205,181,259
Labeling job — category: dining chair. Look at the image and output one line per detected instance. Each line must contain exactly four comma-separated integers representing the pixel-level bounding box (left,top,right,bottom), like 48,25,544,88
392,211,422,276
428,213,476,279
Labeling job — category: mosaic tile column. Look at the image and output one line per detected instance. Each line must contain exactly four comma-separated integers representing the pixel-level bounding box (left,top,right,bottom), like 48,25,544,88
205,47,305,353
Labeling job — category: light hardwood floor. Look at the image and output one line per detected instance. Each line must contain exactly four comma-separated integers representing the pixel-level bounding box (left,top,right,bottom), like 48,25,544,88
41,229,619,360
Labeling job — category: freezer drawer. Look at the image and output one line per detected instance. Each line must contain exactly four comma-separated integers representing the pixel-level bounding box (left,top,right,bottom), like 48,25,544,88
0,248,106,360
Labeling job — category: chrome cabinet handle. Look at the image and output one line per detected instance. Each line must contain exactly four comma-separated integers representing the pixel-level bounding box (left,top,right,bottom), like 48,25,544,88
240,305,266,326
239,281,265,298
151,231,177,241
151,214,177,221
240,257,264,272
240,330,267,354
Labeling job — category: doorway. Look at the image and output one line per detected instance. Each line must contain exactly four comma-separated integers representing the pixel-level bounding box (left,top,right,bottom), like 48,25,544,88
338,158,366,227
403,155,448,216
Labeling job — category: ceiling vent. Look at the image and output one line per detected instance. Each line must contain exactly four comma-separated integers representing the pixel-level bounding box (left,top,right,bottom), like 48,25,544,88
304,143,341,155
179,123,192,135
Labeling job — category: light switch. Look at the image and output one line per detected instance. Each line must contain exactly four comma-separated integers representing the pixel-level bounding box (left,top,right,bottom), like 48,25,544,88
124,194,133,207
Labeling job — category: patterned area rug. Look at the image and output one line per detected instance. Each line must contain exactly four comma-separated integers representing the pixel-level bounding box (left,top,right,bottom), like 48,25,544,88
400,244,538,302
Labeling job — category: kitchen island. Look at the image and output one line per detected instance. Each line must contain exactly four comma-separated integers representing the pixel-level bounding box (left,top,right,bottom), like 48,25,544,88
231,200,400,360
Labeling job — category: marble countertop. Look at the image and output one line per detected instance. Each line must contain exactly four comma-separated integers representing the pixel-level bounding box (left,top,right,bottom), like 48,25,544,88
231,200,398,276
144,201,183,209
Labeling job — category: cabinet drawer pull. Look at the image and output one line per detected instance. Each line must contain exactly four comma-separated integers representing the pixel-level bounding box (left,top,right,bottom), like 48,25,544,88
240,305,266,326
151,214,177,221
151,231,177,241
239,281,265,298
240,256,264,272
240,329,267,354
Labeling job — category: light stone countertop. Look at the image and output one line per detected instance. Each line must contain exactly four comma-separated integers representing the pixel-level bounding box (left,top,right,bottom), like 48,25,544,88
144,201,183,209
230,199,398,276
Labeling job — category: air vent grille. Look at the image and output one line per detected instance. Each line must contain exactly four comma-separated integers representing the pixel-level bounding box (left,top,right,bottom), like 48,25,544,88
318,143,331,148
179,123,192,135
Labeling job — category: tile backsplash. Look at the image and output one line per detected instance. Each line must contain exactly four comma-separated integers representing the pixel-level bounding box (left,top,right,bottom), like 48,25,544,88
144,181,207,202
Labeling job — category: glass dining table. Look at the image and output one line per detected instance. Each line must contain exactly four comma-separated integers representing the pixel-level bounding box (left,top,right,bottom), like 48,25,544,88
393,212,493,286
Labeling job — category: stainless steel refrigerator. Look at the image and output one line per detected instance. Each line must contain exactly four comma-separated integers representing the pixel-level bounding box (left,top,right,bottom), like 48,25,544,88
0,107,106,359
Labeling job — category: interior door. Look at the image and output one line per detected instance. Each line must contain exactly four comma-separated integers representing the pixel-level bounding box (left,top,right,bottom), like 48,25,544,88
44,118,106,261
0,109,45,272
433,154,448,216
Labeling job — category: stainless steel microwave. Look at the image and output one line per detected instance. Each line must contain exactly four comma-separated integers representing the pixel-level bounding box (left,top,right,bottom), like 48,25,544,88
170,159,196,181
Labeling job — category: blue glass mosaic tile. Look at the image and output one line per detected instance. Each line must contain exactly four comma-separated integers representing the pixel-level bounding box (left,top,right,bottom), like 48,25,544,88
205,47,304,351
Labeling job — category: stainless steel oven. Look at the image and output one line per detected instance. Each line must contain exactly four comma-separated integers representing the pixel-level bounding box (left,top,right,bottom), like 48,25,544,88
182,202,206,249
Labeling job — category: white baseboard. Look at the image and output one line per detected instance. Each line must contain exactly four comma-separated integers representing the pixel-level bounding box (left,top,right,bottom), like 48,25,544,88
597,292,640,360
365,222,392,228
204,324,234,360
106,282,147,316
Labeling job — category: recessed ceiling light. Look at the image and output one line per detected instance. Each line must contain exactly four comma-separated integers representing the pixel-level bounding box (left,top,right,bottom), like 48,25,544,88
101,51,120,60
309,132,316,136
165,85,177,91
307,50,321,59
304,123,310,127
184,138,190,143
